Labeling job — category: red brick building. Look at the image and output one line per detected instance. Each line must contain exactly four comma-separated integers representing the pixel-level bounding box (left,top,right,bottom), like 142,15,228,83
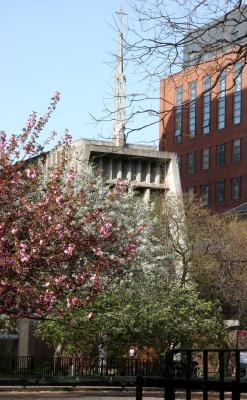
160,6,247,212
159,22,247,212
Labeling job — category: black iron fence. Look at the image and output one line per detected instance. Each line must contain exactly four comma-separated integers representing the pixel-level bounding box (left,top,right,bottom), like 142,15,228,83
2,349,247,400
0,355,163,377
137,349,247,400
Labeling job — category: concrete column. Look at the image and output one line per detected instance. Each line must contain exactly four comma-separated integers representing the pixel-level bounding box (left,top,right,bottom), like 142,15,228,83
136,160,141,182
146,161,151,183
127,160,131,181
155,164,161,184
18,319,30,356
108,158,113,180
117,159,122,179
144,188,150,202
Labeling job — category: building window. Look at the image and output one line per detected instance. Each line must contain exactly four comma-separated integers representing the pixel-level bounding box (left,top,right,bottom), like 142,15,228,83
232,176,241,200
175,86,183,143
201,184,210,206
187,152,196,175
233,62,242,124
216,143,225,167
189,81,196,138
218,70,226,129
201,148,210,170
203,75,211,134
216,180,225,204
232,138,241,163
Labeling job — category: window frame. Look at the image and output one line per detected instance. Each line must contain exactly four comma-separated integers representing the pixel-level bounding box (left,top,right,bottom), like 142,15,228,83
233,62,242,125
232,138,241,163
232,176,241,200
188,81,196,138
175,86,183,143
216,143,225,167
216,180,225,204
187,152,196,175
201,183,210,206
202,75,211,134
218,70,226,130
201,147,210,170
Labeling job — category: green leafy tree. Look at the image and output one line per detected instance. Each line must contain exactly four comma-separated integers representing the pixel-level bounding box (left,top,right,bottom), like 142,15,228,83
36,258,225,357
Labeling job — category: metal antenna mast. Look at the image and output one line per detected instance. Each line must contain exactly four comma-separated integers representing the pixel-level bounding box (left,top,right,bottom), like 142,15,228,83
113,6,127,146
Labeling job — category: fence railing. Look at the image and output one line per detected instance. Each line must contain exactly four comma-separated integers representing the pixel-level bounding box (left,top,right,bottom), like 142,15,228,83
136,349,247,400
2,348,247,400
0,355,163,377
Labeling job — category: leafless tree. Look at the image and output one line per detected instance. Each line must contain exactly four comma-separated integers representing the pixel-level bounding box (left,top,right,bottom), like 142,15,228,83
96,0,247,140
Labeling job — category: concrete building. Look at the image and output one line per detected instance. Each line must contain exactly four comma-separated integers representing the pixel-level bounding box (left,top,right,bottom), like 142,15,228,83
160,8,247,212
43,138,181,202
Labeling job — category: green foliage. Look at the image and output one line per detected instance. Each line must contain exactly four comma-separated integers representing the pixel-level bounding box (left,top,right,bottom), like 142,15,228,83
36,270,225,356
0,315,18,334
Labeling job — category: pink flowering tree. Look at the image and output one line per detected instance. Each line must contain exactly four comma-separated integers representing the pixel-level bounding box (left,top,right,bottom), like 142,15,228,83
0,97,152,320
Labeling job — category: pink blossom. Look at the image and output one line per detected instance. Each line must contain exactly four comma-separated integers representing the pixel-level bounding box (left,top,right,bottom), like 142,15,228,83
126,242,137,254
64,244,75,256
66,171,76,182
0,131,6,150
55,196,63,206
25,112,36,129
94,247,103,257
74,273,86,283
51,91,61,101
99,215,112,237
26,168,37,179
24,142,35,153
66,296,79,308
62,132,72,145
90,274,99,285
10,174,20,184
54,274,67,284
19,242,30,263
115,179,130,191
11,228,18,235
20,255,30,263
99,222,112,237
42,194,50,205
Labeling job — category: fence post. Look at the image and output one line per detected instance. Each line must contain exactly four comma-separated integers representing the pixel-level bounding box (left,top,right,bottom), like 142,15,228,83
232,350,240,400
136,374,143,400
203,350,208,400
186,350,192,400
219,350,225,400
164,351,175,400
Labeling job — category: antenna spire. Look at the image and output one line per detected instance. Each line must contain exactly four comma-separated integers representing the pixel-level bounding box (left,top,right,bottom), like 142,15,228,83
113,6,127,146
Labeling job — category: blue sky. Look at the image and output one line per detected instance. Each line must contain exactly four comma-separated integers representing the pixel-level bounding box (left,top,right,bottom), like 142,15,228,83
0,0,159,147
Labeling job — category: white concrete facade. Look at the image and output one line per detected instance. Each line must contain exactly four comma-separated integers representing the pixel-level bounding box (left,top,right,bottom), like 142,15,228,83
43,138,182,201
